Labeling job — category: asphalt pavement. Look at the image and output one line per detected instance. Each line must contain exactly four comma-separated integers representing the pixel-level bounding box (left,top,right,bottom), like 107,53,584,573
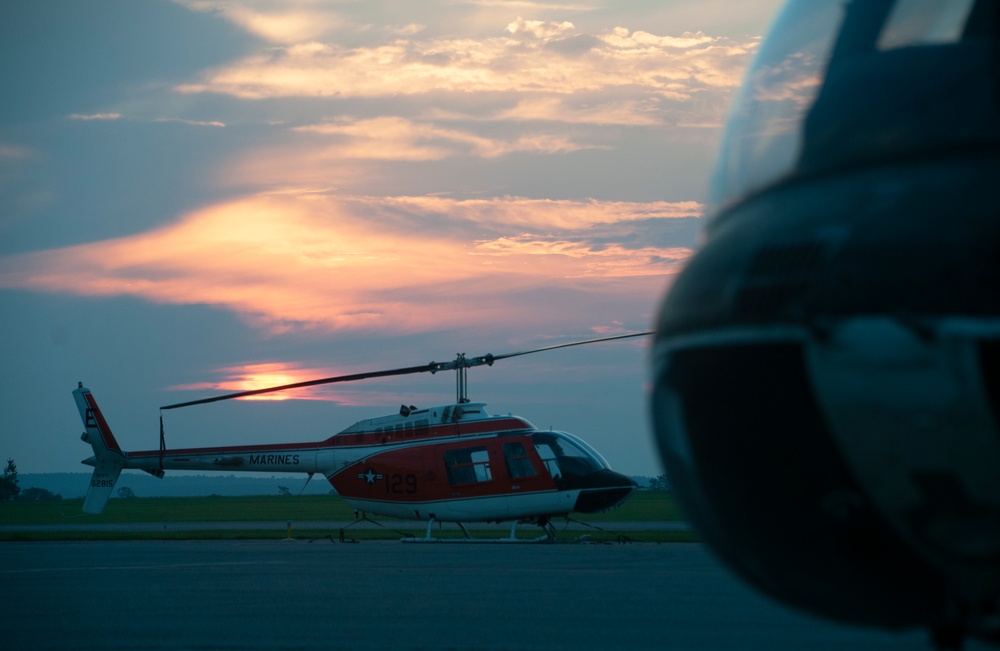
1,540,979,651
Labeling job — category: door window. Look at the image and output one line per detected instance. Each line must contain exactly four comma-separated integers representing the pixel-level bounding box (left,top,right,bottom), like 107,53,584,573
503,441,537,479
444,446,492,485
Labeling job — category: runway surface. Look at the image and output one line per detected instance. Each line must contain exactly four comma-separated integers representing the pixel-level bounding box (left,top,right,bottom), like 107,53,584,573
0,519,689,533
0,541,987,651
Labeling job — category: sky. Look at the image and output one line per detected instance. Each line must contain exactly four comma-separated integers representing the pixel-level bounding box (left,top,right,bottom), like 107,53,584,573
0,0,784,479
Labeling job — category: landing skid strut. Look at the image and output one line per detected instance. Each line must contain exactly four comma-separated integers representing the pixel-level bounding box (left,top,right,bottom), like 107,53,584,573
401,517,555,543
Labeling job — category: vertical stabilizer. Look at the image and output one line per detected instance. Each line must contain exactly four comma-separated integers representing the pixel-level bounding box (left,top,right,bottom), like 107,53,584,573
82,462,123,515
74,384,125,514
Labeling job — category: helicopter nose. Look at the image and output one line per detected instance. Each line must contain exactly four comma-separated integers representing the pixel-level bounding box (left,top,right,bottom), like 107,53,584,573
573,469,637,513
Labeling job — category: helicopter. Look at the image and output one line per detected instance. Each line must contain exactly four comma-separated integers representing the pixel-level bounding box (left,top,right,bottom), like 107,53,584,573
651,1,1000,649
75,332,647,540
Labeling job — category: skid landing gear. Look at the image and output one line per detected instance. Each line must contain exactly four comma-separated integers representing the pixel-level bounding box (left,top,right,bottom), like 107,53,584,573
310,511,416,543
402,517,555,543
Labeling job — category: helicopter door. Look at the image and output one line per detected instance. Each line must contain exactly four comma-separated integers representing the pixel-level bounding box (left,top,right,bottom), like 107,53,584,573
442,444,511,519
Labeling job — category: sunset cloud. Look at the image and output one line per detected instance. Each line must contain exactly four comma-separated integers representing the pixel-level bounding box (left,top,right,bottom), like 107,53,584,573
66,114,227,128
292,116,587,160
475,237,691,277
68,112,122,121
0,193,697,334
363,195,702,230
169,361,344,401
166,359,466,407
489,97,663,125
505,16,575,39
173,19,756,100
152,118,227,128
177,1,346,43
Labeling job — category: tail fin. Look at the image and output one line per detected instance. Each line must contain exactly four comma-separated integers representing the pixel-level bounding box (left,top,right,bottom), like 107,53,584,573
73,384,125,514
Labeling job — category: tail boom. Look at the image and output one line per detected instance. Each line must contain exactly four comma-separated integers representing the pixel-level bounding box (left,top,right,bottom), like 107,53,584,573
73,384,325,513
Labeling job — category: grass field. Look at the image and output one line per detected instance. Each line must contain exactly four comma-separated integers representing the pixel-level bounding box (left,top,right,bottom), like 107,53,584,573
0,490,693,543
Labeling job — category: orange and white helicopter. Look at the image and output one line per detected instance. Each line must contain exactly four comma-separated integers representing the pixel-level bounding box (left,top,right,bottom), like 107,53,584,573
75,333,647,540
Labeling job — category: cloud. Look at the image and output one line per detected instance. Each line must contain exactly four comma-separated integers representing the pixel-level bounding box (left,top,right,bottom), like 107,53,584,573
169,361,343,401
600,26,717,50
160,10,756,177
475,236,691,277
0,143,52,228
505,16,575,39
473,1,595,11
429,97,663,125
166,360,459,406
153,118,227,127
364,195,702,230
177,1,347,43
173,18,756,100
68,113,122,121
66,113,226,127
292,116,588,160
219,115,599,190
0,144,37,160
0,192,698,334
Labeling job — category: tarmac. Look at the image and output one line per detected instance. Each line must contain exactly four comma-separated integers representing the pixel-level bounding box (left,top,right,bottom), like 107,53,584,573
0,518,690,534
1,539,974,650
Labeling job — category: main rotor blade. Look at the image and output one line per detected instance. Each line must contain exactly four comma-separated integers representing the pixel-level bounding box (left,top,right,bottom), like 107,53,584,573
483,330,654,364
160,363,438,410
160,330,654,410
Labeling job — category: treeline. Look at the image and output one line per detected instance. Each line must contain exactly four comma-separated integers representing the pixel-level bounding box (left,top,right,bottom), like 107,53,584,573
0,458,62,502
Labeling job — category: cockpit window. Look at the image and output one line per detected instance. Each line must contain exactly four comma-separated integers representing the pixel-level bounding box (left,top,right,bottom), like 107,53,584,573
532,432,605,479
877,0,975,50
708,0,842,213
708,0,989,215
534,442,561,479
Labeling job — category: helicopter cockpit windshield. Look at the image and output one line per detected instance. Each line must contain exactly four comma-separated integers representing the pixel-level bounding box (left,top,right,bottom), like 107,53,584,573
532,431,610,484
709,0,984,219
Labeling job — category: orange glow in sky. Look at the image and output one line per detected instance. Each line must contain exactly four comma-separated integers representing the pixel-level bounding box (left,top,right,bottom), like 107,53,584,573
170,362,344,402
0,193,697,335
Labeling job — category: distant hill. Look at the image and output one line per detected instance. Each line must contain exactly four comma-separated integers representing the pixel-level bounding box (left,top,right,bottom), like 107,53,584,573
19,473,335,499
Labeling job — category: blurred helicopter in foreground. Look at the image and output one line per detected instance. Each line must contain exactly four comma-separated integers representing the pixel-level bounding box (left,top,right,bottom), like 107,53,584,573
651,1,1000,649
76,333,645,541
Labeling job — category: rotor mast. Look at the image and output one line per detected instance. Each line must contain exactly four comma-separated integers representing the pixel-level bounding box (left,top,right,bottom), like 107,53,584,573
428,351,490,404
456,353,469,403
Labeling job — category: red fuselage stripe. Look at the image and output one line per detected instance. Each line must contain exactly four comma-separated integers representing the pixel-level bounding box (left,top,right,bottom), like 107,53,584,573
124,417,534,458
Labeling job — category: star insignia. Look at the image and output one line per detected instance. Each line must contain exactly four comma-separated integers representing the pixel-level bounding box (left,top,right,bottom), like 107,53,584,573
358,468,383,485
